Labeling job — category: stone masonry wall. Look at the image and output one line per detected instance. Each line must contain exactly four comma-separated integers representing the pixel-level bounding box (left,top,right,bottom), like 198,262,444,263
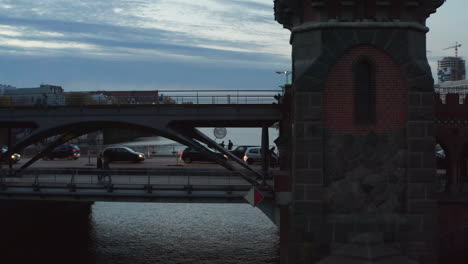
287,27,437,263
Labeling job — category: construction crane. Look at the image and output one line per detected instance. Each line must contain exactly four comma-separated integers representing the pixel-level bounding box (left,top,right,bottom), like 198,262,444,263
444,42,462,58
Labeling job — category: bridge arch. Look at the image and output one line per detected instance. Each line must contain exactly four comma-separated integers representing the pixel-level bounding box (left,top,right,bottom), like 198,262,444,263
7,120,239,172
12,120,176,153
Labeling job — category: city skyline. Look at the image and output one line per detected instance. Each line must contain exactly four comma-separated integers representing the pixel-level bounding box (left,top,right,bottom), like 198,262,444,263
0,0,464,91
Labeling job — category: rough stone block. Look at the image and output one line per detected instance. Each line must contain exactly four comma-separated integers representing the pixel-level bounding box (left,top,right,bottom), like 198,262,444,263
407,75,434,92
295,75,325,92
409,139,435,152
408,122,425,137
309,152,323,169
296,122,304,139
309,93,323,106
409,93,421,106
294,201,325,215
310,222,334,243
295,169,324,184
333,223,354,243
294,184,306,201
295,152,308,169
421,93,434,106
356,29,377,45
305,123,322,137
408,200,436,214
422,152,435,168
409,107,434,121
421,215,437,231
408,169,436,183
303,107,322,121
305,184,325,200
425,122,434,135
409,153,422,168
408,183,426,199
322,30,350,57
295,139,322,153
291,214,307,230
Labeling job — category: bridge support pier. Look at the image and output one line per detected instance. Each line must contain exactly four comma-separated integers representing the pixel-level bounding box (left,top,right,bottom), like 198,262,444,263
261,125,270,180
274,1,444,263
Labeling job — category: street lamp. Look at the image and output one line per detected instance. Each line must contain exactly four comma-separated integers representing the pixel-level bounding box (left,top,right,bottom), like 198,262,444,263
275,71,292,85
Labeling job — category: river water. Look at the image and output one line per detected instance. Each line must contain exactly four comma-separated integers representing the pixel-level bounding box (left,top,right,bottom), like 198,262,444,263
1,202,279,264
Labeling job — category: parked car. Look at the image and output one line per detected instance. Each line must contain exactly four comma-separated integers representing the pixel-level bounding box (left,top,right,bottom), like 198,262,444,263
243,146,278,166
102,147,145,163
1,146,21,163
229,145,258,159
180,147,227,164
43,144,80,160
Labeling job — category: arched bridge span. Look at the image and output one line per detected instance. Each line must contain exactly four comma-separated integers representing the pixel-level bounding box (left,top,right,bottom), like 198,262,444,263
0,103,282,184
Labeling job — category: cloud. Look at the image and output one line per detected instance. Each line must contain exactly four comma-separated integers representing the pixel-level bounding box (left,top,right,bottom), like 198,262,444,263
0,0,291,68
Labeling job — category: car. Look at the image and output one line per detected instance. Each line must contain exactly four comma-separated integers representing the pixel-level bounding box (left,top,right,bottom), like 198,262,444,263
43,144,80,160
243,146,278,166
229,145,258,159
1,146,21,163
180,147,227,164
102,147,145,163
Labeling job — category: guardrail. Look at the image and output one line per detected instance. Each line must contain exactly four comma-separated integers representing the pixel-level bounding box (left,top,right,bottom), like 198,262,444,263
0,168,257,190
0,89,283,107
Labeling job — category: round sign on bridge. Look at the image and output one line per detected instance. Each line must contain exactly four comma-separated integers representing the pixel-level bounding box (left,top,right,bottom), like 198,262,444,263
213,127,227,139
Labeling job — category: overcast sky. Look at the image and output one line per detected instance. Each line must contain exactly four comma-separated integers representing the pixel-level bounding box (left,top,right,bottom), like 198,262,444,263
0,0,464,91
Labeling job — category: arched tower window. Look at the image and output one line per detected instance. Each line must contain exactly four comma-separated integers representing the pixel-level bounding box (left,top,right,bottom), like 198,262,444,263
354,58,376,124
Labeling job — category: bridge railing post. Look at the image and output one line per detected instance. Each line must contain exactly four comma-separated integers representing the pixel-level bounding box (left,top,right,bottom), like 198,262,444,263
33,170,40,191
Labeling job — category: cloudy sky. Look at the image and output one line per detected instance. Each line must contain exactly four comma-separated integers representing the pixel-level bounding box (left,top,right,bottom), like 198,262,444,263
0,0,464,91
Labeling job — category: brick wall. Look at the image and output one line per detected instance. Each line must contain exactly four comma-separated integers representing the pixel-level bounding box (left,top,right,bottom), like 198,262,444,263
324,45,407,134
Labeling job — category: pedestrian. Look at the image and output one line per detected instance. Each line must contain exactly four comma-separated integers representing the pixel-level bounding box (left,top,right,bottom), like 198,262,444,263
269,146,278,168
219,141,225,148
97,156,103,169
227,140,233,150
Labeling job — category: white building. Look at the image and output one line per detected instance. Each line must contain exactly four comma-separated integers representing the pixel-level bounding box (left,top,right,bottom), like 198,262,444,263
435,80,468,103
3,84,65,105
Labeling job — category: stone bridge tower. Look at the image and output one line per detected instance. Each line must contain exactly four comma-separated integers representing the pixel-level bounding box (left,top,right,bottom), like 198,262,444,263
274,0,444,263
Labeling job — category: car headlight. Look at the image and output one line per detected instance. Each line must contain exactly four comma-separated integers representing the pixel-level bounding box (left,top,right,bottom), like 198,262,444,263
10,155,15,159
138,154,144,158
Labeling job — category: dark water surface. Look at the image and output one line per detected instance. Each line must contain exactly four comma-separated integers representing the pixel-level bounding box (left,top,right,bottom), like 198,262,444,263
0,202,279,264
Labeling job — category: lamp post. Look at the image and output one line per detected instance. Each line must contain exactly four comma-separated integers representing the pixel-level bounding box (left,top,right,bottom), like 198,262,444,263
275,71,292,85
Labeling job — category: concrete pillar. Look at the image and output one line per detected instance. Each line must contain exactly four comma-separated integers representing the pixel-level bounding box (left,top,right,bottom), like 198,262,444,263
274,0,444,263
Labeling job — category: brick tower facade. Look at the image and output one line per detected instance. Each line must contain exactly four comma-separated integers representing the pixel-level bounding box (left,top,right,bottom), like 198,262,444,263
274,0,444,263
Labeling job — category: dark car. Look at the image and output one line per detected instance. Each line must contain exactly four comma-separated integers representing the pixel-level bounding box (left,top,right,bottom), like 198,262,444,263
229,145,258,159
180,147,227,164
1,146,21,163
43,144,80,160
102,147,145,163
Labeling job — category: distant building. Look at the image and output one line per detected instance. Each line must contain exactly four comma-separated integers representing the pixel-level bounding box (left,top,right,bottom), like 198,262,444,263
88,91,159,104
438,57,466,83
0,84,17,94
435,79,468,103
3,84,65,105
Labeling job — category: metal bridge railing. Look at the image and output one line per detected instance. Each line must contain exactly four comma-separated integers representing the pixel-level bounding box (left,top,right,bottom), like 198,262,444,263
0,168,257,191
0,90,283,107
